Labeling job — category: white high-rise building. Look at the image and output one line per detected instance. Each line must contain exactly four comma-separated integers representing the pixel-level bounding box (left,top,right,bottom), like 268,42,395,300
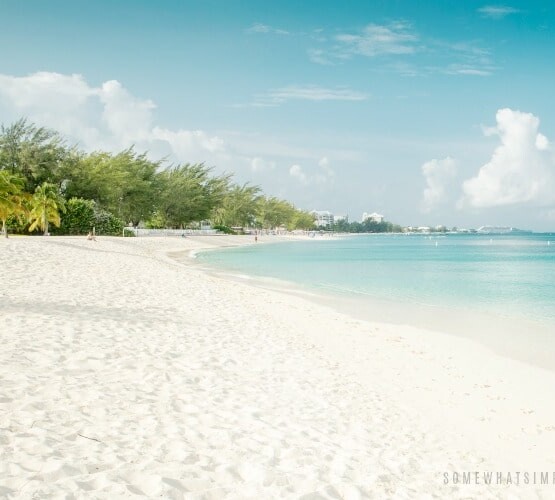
310,210,334,227
362,212,384,223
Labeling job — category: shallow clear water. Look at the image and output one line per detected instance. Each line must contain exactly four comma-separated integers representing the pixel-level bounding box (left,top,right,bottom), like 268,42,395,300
198,233,555,325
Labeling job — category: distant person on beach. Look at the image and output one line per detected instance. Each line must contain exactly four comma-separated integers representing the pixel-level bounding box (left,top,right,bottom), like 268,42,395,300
255,235,258,242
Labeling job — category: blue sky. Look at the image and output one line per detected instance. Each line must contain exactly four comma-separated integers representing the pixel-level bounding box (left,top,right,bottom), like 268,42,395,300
1,0,555,230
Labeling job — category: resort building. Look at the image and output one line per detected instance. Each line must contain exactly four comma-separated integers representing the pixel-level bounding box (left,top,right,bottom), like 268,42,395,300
361,212,384,223
310,210,334,228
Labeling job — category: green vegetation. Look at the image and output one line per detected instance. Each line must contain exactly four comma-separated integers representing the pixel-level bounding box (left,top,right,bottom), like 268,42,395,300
333,218,403,233
28,182,66,235
56,198,124,236
0,119,315,236
0,170,28,238
157,163,230,228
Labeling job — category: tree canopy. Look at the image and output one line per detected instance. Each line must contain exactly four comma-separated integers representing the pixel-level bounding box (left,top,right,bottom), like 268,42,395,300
0,119,69,192
0,119,316,235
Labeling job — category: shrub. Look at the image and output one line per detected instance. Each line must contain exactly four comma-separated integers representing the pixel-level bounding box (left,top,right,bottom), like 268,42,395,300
93,206,124,235
5,213,29,235
54,198,124,235
57,198,95,235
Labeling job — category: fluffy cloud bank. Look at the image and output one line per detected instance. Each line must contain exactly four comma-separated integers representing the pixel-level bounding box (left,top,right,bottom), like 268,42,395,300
421,157,457,213
460,108,555,208
0,72,225,164
0,71,342,209
289,157,335,185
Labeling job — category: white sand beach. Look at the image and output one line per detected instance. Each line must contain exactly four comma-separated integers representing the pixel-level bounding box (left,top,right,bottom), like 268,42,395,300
2,235,555,499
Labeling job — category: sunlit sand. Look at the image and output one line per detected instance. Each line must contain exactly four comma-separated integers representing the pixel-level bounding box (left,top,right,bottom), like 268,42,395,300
1,235,554,498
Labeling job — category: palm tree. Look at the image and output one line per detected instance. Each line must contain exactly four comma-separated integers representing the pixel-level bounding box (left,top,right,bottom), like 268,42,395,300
28,182,65,236
0,171,26,238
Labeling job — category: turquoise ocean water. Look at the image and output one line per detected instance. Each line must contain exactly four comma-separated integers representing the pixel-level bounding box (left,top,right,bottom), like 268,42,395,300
198,233,555,326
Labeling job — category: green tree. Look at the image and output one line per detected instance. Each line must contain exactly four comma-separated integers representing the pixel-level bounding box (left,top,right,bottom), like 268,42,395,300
290,210,316,230
212,183,261,228
111,149,161,225
61,148,161,225
28,182,66,235
156,163,230,228
0,119,69,191
332,218,350,233
341,219,402,233
0,171,27,238
59,151,106,203
1,118,321,236
254,197,315,231
57,198,96,235
256,196,295,229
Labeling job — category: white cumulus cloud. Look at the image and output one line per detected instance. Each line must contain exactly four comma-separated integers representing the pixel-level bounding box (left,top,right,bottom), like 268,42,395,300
98,80,155,144
0,72,103,147
421,157,457,213
289,164,308,184
249,157,276,172
460,108,555,208
289,159,334,186
0,71,225,164
318,156,334,178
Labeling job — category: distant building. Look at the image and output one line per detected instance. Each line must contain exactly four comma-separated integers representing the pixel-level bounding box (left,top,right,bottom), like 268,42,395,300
362,212,384,223
310,210,334,228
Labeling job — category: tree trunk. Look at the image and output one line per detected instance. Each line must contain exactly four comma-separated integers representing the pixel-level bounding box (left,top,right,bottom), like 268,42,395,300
2,219,7,238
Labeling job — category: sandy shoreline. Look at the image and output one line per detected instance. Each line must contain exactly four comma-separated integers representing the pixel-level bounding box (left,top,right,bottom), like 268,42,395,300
1,235,555,498
189,237,555,373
